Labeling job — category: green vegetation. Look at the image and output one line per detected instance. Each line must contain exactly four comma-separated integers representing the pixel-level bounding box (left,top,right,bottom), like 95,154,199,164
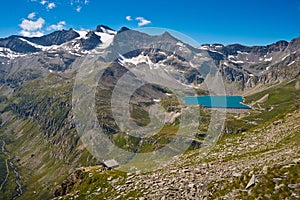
224,79,300,134
55,169,132,200
0,62,299,200
0,72,101,199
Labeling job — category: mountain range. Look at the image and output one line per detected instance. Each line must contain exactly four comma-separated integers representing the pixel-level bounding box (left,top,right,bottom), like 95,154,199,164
0,25,299,199
1,25,299,93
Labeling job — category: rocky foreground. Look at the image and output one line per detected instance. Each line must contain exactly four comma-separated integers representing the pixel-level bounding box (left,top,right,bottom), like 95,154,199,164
54,109,300,200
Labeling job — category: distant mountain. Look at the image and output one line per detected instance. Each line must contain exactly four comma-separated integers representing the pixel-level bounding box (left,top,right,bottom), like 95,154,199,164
0,35,41,53
0,25,298,93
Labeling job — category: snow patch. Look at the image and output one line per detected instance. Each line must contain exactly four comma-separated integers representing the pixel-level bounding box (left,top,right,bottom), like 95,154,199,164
214,45,223,49
281,54,290,61
19,38,62,51
228,55,235,59
74,30,89,39
158,51,167,56
176,42,184,47
0,47,26,59
119,54,164,70
230,60,244,64
288,61,295,66
264,57,272,62
223,62,230,67
199,46,208,50
237,51,249,55
99,27,116,35
94,32,115,49
208,49,224,55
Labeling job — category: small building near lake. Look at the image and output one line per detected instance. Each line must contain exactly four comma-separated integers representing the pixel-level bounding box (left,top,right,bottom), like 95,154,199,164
103,159,119,169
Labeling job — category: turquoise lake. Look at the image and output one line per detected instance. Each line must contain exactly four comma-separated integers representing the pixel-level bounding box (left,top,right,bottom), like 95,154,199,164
183,96,251,109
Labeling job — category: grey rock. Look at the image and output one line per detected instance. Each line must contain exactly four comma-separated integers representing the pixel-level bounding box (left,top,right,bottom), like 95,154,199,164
262,166,268,175
288,183,300,189
274,184,285,190
272,178,282,183
273,120,283,125
245,175,256,189
232,172,242,177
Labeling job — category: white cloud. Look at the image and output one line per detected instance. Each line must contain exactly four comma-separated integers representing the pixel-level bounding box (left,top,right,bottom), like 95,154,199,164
40,0,47,5
76,6,82,12
47,21,66,31
19,17,45,31
47,2,56,9
19,16,45,37
28,12,36,20
135,17,151,27
20,30,44,37
126,16,132,21
84,0,89,5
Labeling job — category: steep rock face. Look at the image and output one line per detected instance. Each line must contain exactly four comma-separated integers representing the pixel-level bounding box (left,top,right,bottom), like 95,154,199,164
221,66,246,83
79,31,102,50
54,169,84,197
96,24,116,33
201,37,299,91
117,26,131,34
287,36,300,52
25,28,80,46
259,52,300,84
0,36,41,53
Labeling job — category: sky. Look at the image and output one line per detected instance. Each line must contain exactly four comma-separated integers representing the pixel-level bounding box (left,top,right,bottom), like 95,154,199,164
0,0,300,45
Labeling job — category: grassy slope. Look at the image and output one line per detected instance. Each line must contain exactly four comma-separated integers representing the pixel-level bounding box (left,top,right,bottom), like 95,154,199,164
52,79,300,199
0,72,299,199
0,73,100,199
224,79,300,134
0,71,210,199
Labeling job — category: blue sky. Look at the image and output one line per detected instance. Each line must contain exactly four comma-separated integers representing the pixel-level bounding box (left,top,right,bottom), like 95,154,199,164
0,0,300,45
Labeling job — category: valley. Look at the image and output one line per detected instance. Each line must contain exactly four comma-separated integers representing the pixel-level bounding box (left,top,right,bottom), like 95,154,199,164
0,25,299,199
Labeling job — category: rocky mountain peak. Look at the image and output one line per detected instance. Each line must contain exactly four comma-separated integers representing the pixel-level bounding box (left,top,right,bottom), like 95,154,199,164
117,26,131,34
25,28,80,46
0,35,41,53
287,35,300,52
96,25,116,34
159,31,176,40
79,31,102,50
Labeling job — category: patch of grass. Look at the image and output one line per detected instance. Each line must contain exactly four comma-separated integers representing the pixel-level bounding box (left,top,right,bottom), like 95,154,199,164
224,79,300,134
56,169,130,200
130,104,151,126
